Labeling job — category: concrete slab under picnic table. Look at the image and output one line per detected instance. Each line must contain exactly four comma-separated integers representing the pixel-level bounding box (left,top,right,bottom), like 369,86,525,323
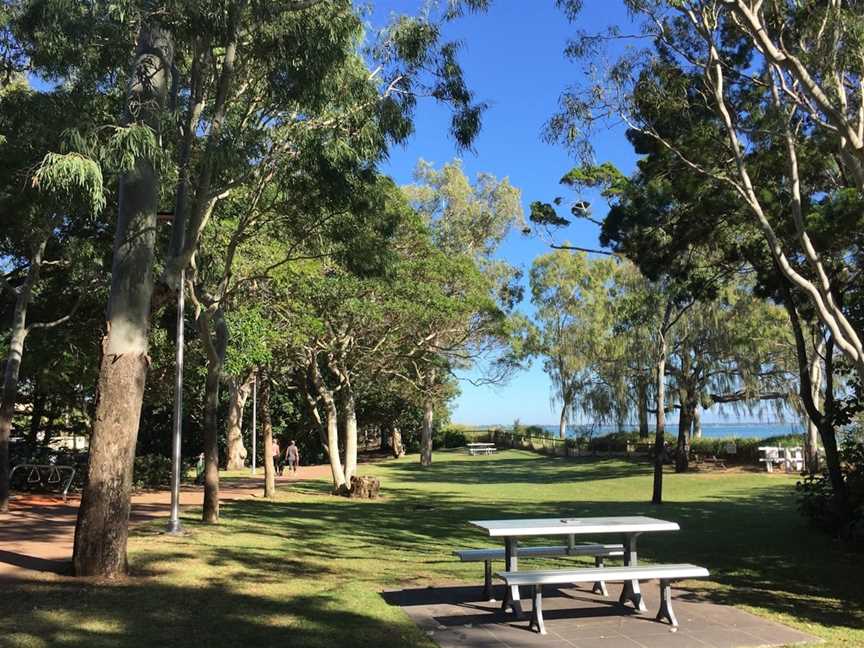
383,581,819,648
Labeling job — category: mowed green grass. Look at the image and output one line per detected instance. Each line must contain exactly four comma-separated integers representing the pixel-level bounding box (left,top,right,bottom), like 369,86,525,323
2,449,863,647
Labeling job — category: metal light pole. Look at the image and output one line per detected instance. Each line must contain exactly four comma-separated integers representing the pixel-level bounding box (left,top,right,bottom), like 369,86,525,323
166,268,185,534
251,375,257,476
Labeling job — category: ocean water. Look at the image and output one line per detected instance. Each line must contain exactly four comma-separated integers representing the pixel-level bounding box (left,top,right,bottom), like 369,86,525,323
536,422,804,440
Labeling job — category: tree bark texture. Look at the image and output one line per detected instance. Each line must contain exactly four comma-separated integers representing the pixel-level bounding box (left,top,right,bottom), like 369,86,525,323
558,404,568,440
202,363,221,523
390,425,405,458
675,400,694,474
341,380,358,483
652,304,673,506
637,379,649,439
805,338,824,473
309,354,346,489
420,400,434,467
259,369,276,498
225,374,253,470
198,306,227,524
73,22,173,577
692,405,702,440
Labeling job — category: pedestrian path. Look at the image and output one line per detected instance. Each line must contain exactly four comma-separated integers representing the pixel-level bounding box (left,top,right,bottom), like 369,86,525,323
0,466,331,580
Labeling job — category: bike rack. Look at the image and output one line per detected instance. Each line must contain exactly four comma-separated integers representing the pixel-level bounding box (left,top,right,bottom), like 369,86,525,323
10,464,76,501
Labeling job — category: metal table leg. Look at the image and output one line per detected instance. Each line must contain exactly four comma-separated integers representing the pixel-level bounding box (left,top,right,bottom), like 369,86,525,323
501,536,523,617
619,532,647,612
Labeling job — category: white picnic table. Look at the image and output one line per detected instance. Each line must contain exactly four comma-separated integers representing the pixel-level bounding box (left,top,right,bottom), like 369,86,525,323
467,442,496,456
469,516,680,615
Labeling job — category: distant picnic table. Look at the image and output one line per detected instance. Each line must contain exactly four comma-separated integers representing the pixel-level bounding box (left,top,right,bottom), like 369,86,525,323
466,442,496,456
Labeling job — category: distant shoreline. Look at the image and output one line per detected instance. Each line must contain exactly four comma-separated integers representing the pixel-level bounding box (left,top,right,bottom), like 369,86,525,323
457,422,805,440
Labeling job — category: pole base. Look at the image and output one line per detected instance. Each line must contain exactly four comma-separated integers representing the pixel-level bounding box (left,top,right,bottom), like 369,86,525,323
165,519,183,534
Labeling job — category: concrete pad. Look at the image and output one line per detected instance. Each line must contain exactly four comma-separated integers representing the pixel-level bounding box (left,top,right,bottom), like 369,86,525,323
383,581,820,648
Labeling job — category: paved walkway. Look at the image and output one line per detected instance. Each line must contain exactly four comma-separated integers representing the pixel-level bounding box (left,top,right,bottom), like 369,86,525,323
0,465,331,580
385,582,818,648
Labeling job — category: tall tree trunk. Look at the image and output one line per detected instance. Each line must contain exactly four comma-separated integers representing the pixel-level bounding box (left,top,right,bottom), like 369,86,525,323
779,276,848,513
197,305,227,524
805,338,825,473
558,403,568,439
652,303,673,506
308,354,345,489
420,400,434,467
259,369,275,498
72,21,173,578
692,405,702,440
342,380,358,483
28,385,45,446
201,363,221,523
0,239,47,511
391,425,405,458
225,374,252,470
637,379,649,439
675,399,694,474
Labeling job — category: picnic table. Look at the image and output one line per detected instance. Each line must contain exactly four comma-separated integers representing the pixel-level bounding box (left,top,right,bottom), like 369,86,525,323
466,442,497,456
469,516,680,615
759,446,805,472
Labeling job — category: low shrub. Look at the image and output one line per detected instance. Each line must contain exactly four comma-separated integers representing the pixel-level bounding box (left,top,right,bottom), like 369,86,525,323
433,425,469,449
133,454,197,489
796,431,864,542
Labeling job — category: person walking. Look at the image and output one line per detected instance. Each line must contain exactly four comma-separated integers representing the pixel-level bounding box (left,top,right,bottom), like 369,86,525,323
271,438,282,476
285,440,300,475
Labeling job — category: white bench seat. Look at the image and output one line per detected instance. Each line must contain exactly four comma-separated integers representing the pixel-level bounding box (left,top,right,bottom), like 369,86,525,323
455,543,624,600
497,563,710,634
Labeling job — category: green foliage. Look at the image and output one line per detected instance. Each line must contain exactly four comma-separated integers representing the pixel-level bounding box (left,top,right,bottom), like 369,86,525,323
132,454,196,489
433,424,468,449
32,152,105,213
797,431,864,542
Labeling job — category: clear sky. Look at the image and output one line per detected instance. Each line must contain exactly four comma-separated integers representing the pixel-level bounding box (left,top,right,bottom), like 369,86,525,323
367,2,767,426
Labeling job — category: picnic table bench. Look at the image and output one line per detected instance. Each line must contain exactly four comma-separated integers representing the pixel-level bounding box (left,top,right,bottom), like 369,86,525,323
498,563,709,634
454,541,623,600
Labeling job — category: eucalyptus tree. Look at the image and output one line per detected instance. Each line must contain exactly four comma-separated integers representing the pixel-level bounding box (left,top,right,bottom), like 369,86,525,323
403,160,525,465
552,0,864,385
530,251,624,438
665,283,795,471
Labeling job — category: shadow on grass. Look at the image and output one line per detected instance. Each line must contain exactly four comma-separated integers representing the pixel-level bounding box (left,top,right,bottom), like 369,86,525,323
0,578,420,648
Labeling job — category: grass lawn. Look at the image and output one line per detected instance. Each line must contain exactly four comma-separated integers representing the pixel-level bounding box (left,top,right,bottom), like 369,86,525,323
2,449,863,647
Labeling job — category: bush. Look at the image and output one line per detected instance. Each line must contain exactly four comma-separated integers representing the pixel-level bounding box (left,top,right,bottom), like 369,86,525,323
796,431,864,542
434,425,469,449
132,454,197,489
587,431,641,452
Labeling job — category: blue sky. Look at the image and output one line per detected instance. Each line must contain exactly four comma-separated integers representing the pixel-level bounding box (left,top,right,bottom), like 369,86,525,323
367,2,776,426
367,1,642,426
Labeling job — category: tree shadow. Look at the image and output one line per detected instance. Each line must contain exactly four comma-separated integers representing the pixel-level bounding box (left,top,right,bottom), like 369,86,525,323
0,578,426,648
